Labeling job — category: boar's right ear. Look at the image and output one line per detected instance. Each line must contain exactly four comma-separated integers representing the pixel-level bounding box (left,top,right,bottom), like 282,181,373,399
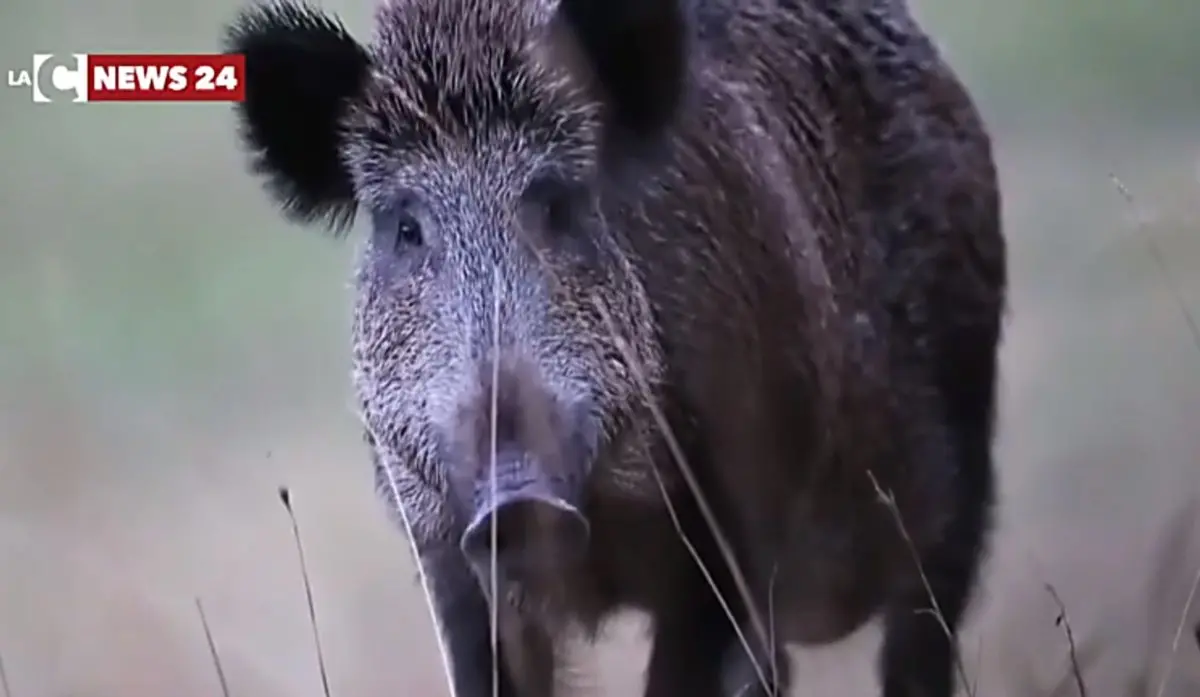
556,0,688,143
223,1,372,234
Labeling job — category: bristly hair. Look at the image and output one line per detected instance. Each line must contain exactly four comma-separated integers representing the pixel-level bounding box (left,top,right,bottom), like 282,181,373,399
356,0,593,157
223,1,372,235
350,0,686,168
223,0,690,232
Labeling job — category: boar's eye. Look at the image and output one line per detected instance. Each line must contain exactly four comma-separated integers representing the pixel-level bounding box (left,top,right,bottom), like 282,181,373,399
395,210,423,249
524,176,583,235
371,198,424,254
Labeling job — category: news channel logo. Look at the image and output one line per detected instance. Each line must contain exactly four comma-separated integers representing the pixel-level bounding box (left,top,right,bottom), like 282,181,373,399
5,54,89,103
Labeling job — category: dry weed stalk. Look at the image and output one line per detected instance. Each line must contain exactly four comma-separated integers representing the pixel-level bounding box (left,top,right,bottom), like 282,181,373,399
489,265,502,697
591,296,775,695
1108,173,1200,697
278,487,333,697
523,232,776,692
1044,583,1088,697
361,418,459,697
195,597,232,697
1108,175,1200,355
0,648,11,697
1154,566,1200,697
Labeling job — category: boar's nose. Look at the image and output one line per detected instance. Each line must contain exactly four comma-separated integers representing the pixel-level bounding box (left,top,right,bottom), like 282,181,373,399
459,463,589,576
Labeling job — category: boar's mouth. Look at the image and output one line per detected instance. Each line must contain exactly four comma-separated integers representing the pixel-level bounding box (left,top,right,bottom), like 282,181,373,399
459,451,590,581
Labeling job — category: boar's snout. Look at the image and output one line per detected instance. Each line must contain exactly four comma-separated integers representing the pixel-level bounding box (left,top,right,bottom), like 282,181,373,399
459,453,590,578
451,355,598,581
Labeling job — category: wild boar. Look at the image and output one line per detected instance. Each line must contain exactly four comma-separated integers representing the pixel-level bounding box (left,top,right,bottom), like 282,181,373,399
223,0,1007,695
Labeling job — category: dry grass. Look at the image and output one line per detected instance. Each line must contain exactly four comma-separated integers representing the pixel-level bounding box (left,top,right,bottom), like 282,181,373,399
277,487,333,697
3,412,1196,697
1045,583,1088,697
194,597,231,697
1156,569,1200,697
137,475,1196,697
1107,177,1200,697
129,481,1199,697
592,296,775,694
0,649,11,697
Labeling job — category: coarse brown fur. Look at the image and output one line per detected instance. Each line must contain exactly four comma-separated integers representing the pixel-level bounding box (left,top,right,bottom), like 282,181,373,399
223,0,1007,696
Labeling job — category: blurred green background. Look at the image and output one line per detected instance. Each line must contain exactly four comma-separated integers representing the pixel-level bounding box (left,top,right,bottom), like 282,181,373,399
0,1,1197,695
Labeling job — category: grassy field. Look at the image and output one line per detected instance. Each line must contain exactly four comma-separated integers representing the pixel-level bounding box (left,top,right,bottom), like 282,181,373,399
0,1,1198,695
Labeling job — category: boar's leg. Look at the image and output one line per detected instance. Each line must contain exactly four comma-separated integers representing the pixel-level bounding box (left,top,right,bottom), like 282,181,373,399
878,425,994,697
422,545,558,697
642,497,791,697
493,607,558,697
419,545,523,697
878,547,974,697
643,557,790,697
878,281,999,697
720,626,792,697
643,572,739,697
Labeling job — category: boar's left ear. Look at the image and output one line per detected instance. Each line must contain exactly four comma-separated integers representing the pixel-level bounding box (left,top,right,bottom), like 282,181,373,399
556,0,688,143
222,1,372,234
